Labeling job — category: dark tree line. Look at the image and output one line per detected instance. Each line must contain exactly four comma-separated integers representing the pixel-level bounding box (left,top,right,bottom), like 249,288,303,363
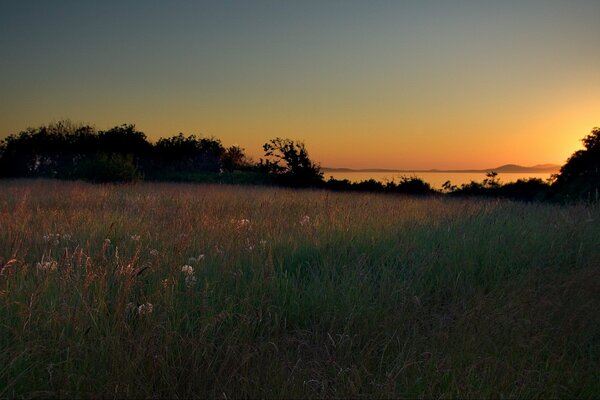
0,121,315,185
1,121,599,202
0,122,251,182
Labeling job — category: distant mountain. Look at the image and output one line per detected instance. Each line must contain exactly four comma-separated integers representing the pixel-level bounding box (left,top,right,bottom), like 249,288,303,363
491,164,560,173
322,164,561,173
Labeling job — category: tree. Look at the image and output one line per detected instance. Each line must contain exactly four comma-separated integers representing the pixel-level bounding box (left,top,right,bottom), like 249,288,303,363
153,134,225,173
221,145,252,171
394,176,435,195
553,127,600,201
97,124,152,156
0,120,97,178
260,137,323,186
482,171,500,189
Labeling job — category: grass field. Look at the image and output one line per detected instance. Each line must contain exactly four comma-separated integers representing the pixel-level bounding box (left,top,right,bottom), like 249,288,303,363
1,179,599,398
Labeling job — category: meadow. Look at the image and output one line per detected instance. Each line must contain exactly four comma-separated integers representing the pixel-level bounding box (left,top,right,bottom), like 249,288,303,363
1,179,599,398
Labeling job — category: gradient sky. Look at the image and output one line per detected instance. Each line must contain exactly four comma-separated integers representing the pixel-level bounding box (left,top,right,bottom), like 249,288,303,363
1,0,599,169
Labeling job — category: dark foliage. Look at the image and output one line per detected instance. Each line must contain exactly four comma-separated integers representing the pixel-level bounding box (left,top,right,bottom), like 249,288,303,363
324,176,435,196
259,137,324,186
1,121,599,202
392,176,435,195
221,145,253,172
153,133,225,174
0,122,251,183
553,127,600,202
498,178,552,201
76,153,142,183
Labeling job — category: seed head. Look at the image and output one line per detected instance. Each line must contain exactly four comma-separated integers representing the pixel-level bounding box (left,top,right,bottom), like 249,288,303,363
137,303,153,316
181,265,194,276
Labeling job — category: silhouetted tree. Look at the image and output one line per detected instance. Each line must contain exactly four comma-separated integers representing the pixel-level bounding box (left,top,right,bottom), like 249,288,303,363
221,145,252,172
393,176,435,195
97,124,152,156
153,133,225,173
553,127,600,201
353,179,385,192
482,171,500,189
0,120,97,178
441,180,457,193
498,178,551,201
260,137,323,186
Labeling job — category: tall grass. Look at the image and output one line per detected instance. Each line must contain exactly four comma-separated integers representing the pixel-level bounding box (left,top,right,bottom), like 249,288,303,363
1,179,599,398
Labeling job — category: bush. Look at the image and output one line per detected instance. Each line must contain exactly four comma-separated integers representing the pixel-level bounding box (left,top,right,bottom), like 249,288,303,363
75,153,141,183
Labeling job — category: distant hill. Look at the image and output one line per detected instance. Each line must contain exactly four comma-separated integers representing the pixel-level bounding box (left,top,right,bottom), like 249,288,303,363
491,164,560,173
322,164,561,173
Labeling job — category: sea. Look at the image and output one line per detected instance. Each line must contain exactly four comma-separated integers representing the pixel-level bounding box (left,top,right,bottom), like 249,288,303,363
324,171,554,189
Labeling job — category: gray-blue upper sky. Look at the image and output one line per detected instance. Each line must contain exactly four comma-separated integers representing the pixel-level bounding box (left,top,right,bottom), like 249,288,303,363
1,0,599,168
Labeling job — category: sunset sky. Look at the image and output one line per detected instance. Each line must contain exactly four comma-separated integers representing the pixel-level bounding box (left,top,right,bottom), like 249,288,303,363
1,1,598,169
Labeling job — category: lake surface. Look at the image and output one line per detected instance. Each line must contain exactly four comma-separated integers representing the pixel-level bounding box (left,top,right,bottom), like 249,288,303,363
324,171,554,189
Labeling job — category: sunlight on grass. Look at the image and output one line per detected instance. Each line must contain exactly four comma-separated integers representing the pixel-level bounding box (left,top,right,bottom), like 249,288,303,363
1,179,599,398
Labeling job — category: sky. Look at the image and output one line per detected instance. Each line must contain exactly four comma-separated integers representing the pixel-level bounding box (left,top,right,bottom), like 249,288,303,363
1,0,599,169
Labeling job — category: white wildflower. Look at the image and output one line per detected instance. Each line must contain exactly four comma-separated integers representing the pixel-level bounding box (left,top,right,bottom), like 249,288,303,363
104,238,111,245
236,218,250,229
137,303,153,316
150,249,159,257
182,265,196,287
130,235,141,242
36,260,58,272
300,215,311,226
181,265,194,276
62,234,71,241
259,239,268,246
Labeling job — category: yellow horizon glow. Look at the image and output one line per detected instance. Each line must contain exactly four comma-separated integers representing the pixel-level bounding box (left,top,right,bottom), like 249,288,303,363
1,2,598,170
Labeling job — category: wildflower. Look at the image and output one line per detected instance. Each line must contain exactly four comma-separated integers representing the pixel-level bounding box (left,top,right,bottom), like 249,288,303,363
104,238,111,245
300,215,311,226
137,303,153,316
43,233,61,243
259,239,268,246
235,218,251,229
182,265,196,287
62,234,72,241
150,249,159,257
130,235,141,242
181,265,194,276
36,259,58,272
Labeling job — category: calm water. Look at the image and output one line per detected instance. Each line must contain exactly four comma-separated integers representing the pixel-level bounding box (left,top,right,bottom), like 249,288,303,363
324,171,553,189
